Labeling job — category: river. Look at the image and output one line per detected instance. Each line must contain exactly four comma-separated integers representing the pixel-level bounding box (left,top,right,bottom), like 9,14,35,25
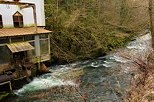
4,32,152,102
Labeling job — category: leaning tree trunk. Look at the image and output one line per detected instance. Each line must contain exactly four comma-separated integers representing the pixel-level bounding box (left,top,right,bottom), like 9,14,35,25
149,0,153,33
149,0,154,47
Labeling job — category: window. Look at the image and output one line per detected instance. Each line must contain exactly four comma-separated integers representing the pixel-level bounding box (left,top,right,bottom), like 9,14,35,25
13,11,23,28
40,39,49,55
27,42,35,57
0,37,9,44
40,34,49,39
24,35,35,41
11,36,24,43
0,15,3,28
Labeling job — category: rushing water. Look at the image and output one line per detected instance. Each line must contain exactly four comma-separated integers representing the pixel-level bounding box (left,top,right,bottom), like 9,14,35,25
5,33,152,102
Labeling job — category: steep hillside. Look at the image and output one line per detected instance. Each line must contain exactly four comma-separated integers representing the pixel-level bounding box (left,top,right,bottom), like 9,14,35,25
44,0,149,64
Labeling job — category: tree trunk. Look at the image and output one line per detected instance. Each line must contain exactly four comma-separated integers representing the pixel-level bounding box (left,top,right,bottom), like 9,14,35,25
149,0,153,33
149,0,154,47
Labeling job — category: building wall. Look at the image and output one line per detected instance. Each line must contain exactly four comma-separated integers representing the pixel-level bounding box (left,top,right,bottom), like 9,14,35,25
0,33,50,66
0,0,45,28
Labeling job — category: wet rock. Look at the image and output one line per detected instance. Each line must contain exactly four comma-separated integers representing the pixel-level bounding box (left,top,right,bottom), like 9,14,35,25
40,63,52,73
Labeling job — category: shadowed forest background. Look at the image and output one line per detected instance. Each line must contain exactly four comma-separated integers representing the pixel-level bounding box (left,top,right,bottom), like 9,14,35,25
44,0,150,64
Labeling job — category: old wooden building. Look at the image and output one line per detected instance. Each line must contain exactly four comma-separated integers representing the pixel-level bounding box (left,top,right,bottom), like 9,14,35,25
0,0,52,87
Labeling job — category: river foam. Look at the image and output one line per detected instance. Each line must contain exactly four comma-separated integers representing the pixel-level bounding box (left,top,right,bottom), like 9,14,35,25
15,75,77,96
15,65,80,96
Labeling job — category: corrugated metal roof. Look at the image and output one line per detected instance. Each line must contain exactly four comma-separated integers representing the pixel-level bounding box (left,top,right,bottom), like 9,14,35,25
7,42,34,53
0,27,52,37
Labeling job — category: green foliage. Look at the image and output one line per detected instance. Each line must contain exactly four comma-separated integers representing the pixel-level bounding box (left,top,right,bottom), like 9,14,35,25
44,0,142,64
109,31,119,35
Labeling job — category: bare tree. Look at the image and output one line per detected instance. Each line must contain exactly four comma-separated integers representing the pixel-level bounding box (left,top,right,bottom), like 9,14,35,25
149,0,153,34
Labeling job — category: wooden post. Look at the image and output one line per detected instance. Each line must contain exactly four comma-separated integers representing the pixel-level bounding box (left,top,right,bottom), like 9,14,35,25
48,34,51,56
9,81,12,91
34,35,41,71
35,35,40,57
32,5,38,33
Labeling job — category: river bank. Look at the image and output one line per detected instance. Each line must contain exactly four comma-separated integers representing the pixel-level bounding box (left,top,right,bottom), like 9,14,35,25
49,32,133,65
124,52,154,102
2,32,152,102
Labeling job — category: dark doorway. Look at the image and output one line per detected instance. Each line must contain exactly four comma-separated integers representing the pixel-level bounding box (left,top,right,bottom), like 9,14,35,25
12,51,28,77
13,51,27,64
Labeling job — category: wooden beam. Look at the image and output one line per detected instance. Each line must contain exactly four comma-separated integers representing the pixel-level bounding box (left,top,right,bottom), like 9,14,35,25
0,1,34,6
20,4,33,9
0,81,12,92
32,5,38,33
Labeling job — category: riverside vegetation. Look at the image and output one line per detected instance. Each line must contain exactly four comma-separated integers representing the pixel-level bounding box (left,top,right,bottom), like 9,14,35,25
44,0,151,64
44,0,154,101
123,53,154,102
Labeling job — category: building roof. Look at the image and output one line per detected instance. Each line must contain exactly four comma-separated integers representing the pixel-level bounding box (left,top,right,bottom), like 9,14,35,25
0,27,52,37
7,42,34,53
